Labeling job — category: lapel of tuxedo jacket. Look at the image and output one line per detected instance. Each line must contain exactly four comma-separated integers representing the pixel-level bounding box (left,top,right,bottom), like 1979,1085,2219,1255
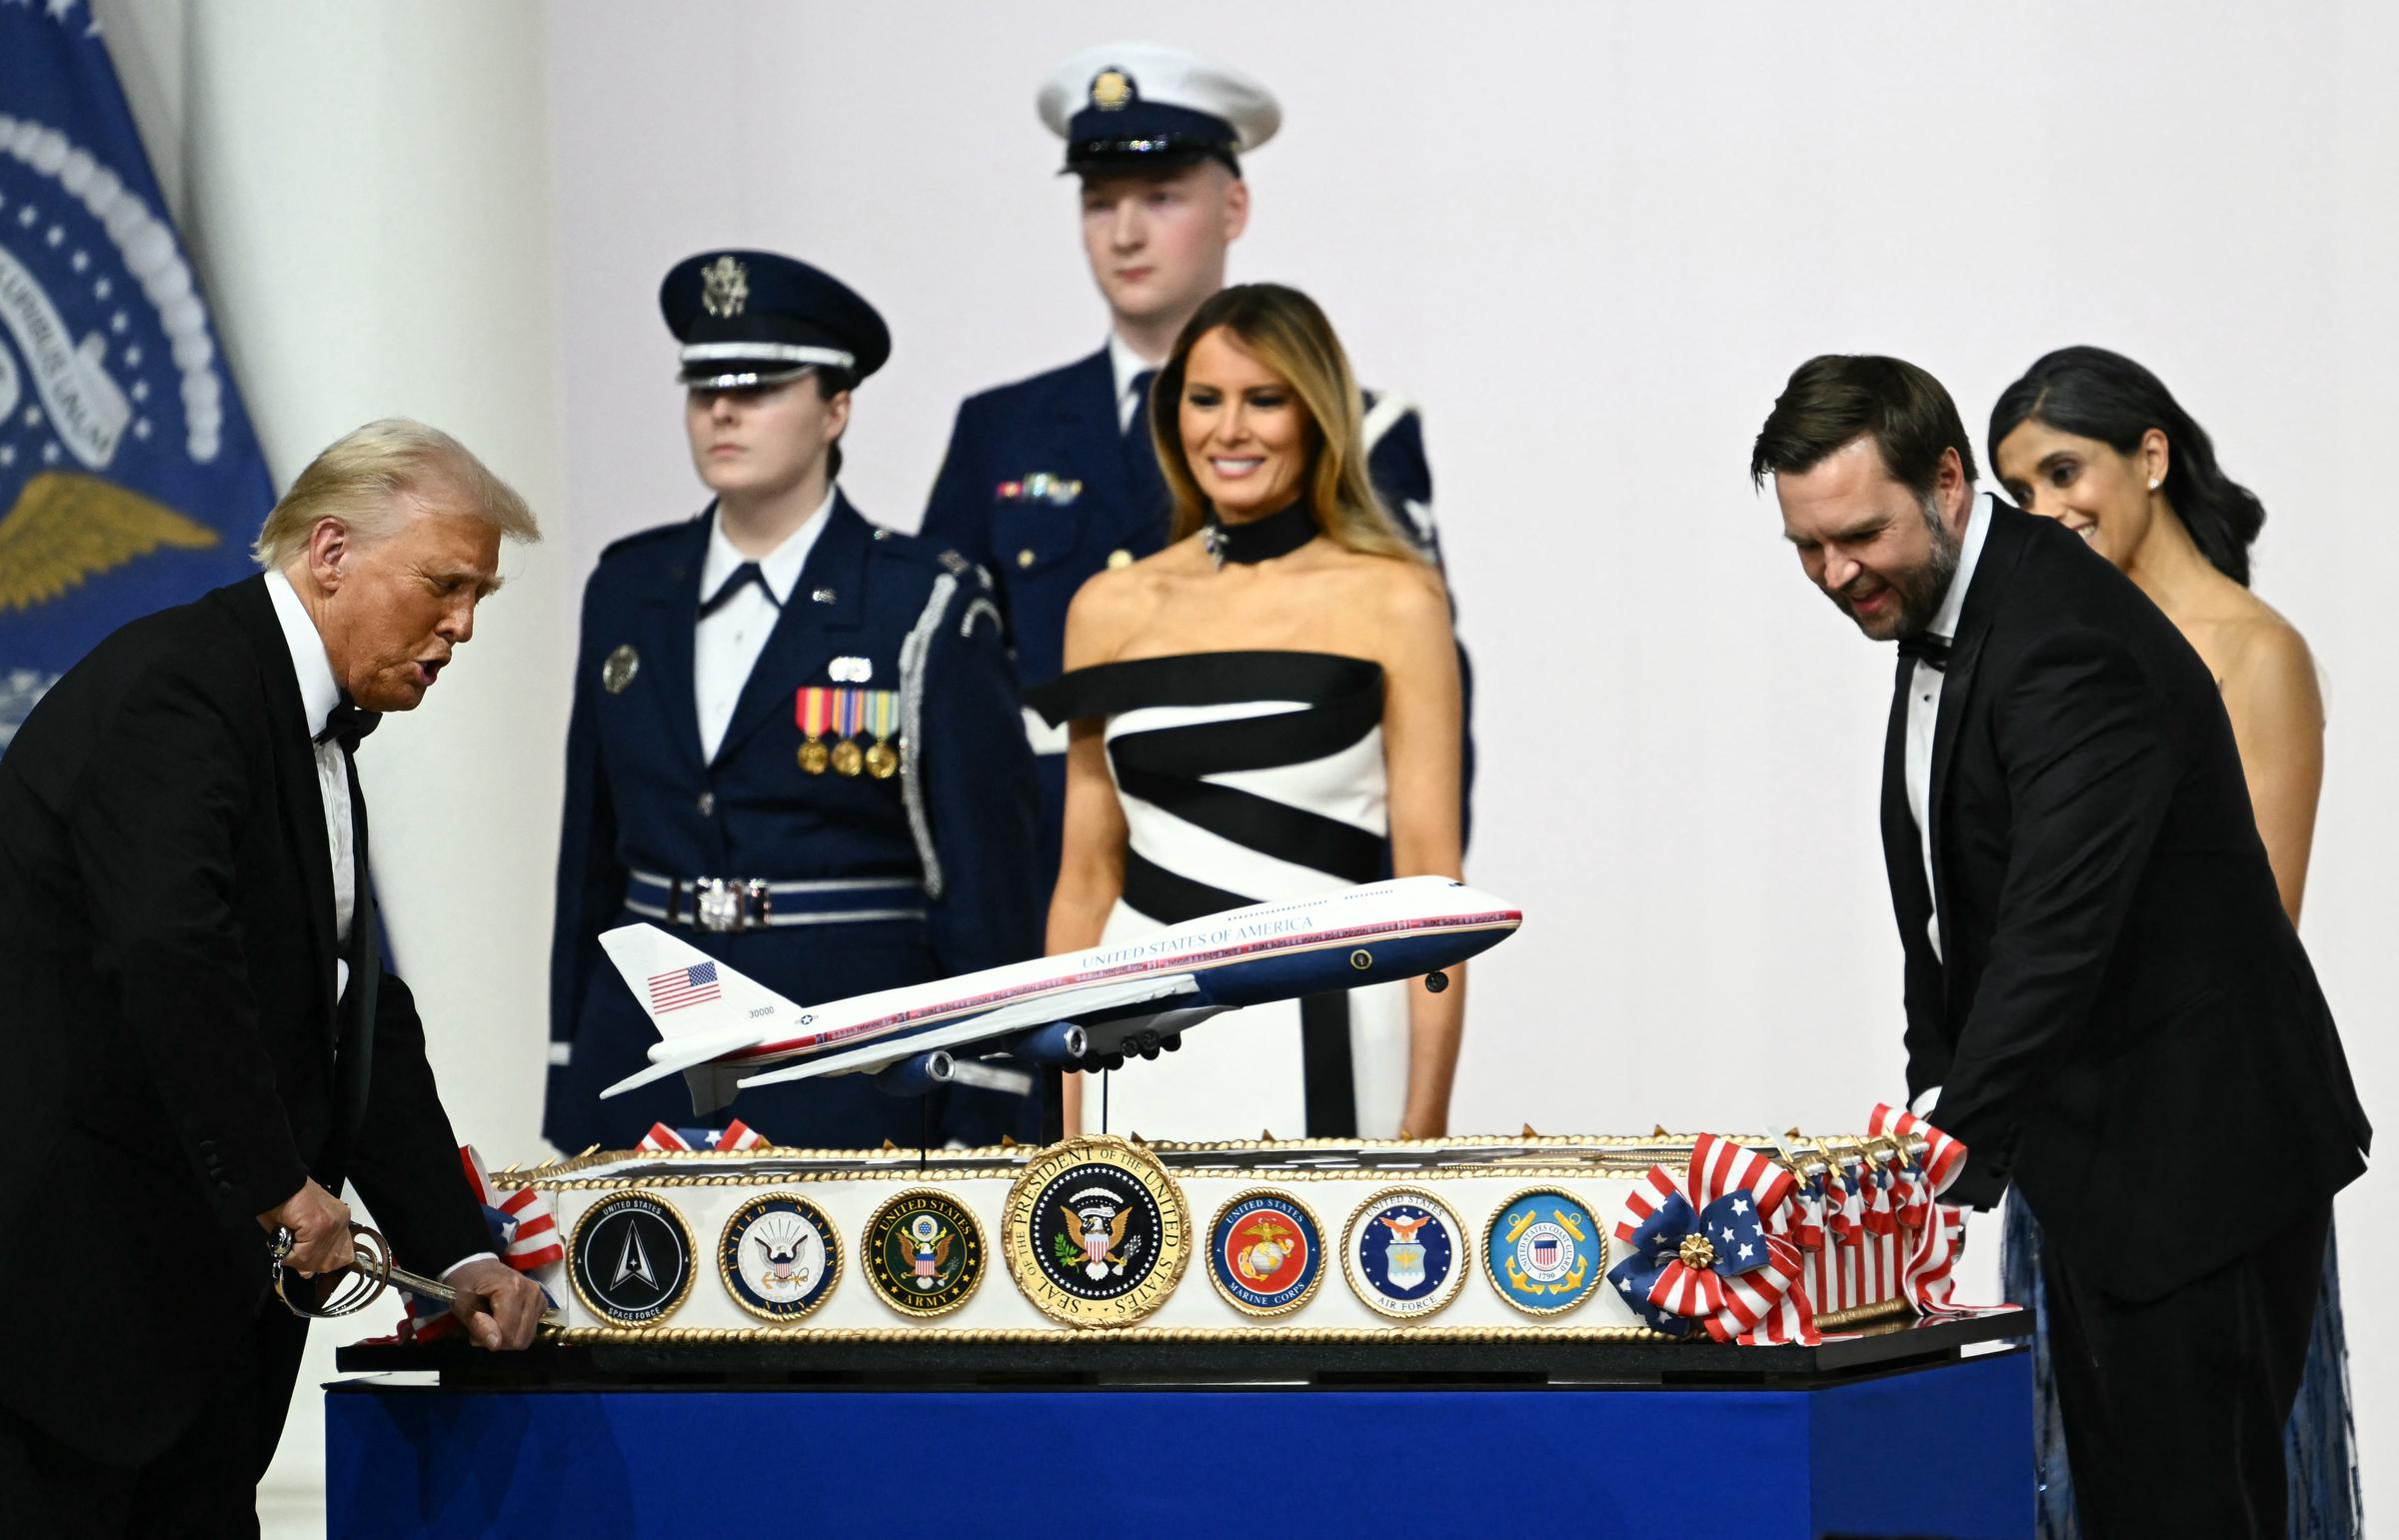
228,577,342,1033
711,494,871,768
632,513,714,774
1879,649,1934,940
1923,500,2030,972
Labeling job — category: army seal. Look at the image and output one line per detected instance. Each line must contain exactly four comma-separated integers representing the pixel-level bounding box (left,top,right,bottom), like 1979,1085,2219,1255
1342,1187,1468,1321
862,1188,986,1318
1484,1187,1604,1317
719,1192,842,1323
1004,1136,1189,1327
568,1190,696,1328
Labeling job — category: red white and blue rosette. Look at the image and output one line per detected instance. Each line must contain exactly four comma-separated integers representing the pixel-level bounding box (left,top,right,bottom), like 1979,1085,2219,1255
1606,1133,1814,1344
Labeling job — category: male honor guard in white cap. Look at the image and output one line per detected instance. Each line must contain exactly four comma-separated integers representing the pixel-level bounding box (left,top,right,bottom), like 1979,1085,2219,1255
546,250,1042,1153
922,42,1467,901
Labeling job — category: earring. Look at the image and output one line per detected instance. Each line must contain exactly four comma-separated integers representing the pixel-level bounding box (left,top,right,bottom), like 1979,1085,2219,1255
2147,478,2161,492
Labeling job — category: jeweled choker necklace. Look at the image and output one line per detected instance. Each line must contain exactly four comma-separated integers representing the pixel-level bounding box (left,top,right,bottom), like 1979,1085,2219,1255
1201,500,1317,570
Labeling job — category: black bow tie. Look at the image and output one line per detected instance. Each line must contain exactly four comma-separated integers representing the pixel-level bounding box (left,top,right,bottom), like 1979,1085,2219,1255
1898,634,1953,673
700,561,781,619
315,698,381,754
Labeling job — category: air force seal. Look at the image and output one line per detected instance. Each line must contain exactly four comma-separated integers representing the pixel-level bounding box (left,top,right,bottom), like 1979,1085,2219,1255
862,1188,985,1318
1343,1188,1466,1320
719,1193,841,1323
1004,1136,1188,1327
1204,1190,1324,1319
568,1190,696,1328
1484,1187,1604,1316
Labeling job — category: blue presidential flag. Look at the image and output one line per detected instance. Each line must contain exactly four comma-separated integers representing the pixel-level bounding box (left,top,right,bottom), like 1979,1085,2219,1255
0,0,274,752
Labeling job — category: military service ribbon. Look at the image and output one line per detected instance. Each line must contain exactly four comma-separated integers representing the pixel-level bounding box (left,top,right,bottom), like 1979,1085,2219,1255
796,688,833,774
831,689,866,776
865,690,900,779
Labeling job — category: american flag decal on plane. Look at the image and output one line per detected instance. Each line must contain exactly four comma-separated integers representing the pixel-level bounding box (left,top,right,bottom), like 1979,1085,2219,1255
648,962,721,1013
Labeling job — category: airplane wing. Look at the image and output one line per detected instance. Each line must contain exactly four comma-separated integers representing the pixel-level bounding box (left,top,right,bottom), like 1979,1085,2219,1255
736,972,1200,1090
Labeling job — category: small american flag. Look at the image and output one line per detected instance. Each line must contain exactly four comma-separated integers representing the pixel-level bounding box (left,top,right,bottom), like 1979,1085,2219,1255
648,961,721,1013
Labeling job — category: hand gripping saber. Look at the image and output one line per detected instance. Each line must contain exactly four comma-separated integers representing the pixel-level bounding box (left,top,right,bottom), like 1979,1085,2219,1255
269,1220,565,1331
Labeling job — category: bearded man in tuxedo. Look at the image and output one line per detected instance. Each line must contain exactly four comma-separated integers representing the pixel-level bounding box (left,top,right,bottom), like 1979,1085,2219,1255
0,419,551,1534
1751,355,2368,1537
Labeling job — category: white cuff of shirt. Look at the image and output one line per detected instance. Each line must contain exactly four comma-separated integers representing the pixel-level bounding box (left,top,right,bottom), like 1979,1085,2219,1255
440,1252,498,1280
1909,1085,1942,1118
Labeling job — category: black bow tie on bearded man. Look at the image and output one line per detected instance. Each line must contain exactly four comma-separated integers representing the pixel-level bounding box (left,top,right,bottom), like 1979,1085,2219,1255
1898,634,1952,673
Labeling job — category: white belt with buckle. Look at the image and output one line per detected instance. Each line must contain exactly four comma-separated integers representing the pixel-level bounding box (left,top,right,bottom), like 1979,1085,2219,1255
624,871,927,933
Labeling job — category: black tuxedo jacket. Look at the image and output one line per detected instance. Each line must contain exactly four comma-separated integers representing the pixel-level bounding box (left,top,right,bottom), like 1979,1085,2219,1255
1883,501,2368,1301
0,576,487,1463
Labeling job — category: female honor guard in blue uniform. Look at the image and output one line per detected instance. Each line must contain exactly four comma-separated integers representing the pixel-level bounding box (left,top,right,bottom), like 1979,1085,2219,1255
921,43,1461,896
545,252,1041,1153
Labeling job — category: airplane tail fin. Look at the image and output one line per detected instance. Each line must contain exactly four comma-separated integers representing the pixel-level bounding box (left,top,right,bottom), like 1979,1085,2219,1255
596,923,819,1102
599,922,795,1040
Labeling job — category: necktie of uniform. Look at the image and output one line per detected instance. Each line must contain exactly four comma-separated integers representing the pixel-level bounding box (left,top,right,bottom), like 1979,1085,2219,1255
1125,369,1169,532
700,561,779,619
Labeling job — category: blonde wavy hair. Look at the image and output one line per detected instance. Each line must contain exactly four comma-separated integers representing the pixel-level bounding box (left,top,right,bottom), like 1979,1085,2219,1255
1152,284,1422,563
252,418,540,570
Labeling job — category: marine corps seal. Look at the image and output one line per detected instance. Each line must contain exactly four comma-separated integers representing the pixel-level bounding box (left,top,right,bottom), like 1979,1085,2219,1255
1204,1189,1324,1319
1343,1187,1467,1320
1004,1136,1189,1327
569,1190,696,1328
862,1188,985,1318
1484,1187,1604,1317
719,1192,842,1323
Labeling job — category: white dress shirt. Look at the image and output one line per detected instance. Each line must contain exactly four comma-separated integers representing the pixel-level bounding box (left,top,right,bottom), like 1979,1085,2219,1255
1109,332,1159,435
1903,491,1994,963
694,491,834,763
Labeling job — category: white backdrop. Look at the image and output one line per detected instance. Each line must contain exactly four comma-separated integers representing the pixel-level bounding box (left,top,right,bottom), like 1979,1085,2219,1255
93,0,2396,1528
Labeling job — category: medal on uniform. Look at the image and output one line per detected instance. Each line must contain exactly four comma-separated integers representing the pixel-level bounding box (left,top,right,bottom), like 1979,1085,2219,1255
830,690,865,777
864,690,900,779
796,688,832,774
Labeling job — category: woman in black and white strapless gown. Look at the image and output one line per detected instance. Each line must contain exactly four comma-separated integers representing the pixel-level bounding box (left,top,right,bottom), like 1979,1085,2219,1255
1036,283,1467,1142
1028,651,1411,1137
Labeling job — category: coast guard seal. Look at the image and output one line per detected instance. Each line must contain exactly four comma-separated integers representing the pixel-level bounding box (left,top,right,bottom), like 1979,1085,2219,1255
1004,1136,1189,1327
1204,1189,1324,1319
718,1192,841,1323
1484,1187,1604,1316
568,1190,696,1328
862,1188,985,1318
1343,1187,1466,1320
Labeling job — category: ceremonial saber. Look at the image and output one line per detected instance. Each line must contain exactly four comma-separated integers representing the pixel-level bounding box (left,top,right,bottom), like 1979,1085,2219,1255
270,1220,566,1331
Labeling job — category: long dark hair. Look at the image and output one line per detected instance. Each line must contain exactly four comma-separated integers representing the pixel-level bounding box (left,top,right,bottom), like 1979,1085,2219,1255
1988,347,2267,586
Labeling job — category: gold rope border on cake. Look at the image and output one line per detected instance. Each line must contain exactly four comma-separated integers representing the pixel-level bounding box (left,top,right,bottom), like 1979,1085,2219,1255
550,1322,1680,1345
523,1161,1723,1193
496,1130,1832,1186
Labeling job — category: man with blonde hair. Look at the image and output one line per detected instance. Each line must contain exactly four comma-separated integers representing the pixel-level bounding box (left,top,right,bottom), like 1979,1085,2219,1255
0,418,549,1532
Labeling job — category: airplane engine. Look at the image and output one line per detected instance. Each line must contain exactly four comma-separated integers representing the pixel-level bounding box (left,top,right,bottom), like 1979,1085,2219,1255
873,1049,957,1097
997,1022,1089,1068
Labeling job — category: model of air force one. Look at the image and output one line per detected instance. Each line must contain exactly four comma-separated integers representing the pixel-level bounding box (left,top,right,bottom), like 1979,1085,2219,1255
600,875,1522,1113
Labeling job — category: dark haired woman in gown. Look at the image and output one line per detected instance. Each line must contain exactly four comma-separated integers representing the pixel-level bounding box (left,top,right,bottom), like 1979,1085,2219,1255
1992,345,2357,1539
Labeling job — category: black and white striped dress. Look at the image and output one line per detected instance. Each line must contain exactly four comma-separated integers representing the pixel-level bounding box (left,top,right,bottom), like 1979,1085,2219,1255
1027,651,1406,1140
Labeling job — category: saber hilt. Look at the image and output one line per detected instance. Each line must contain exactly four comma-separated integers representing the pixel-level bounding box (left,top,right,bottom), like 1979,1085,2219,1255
269,1220,565,1331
